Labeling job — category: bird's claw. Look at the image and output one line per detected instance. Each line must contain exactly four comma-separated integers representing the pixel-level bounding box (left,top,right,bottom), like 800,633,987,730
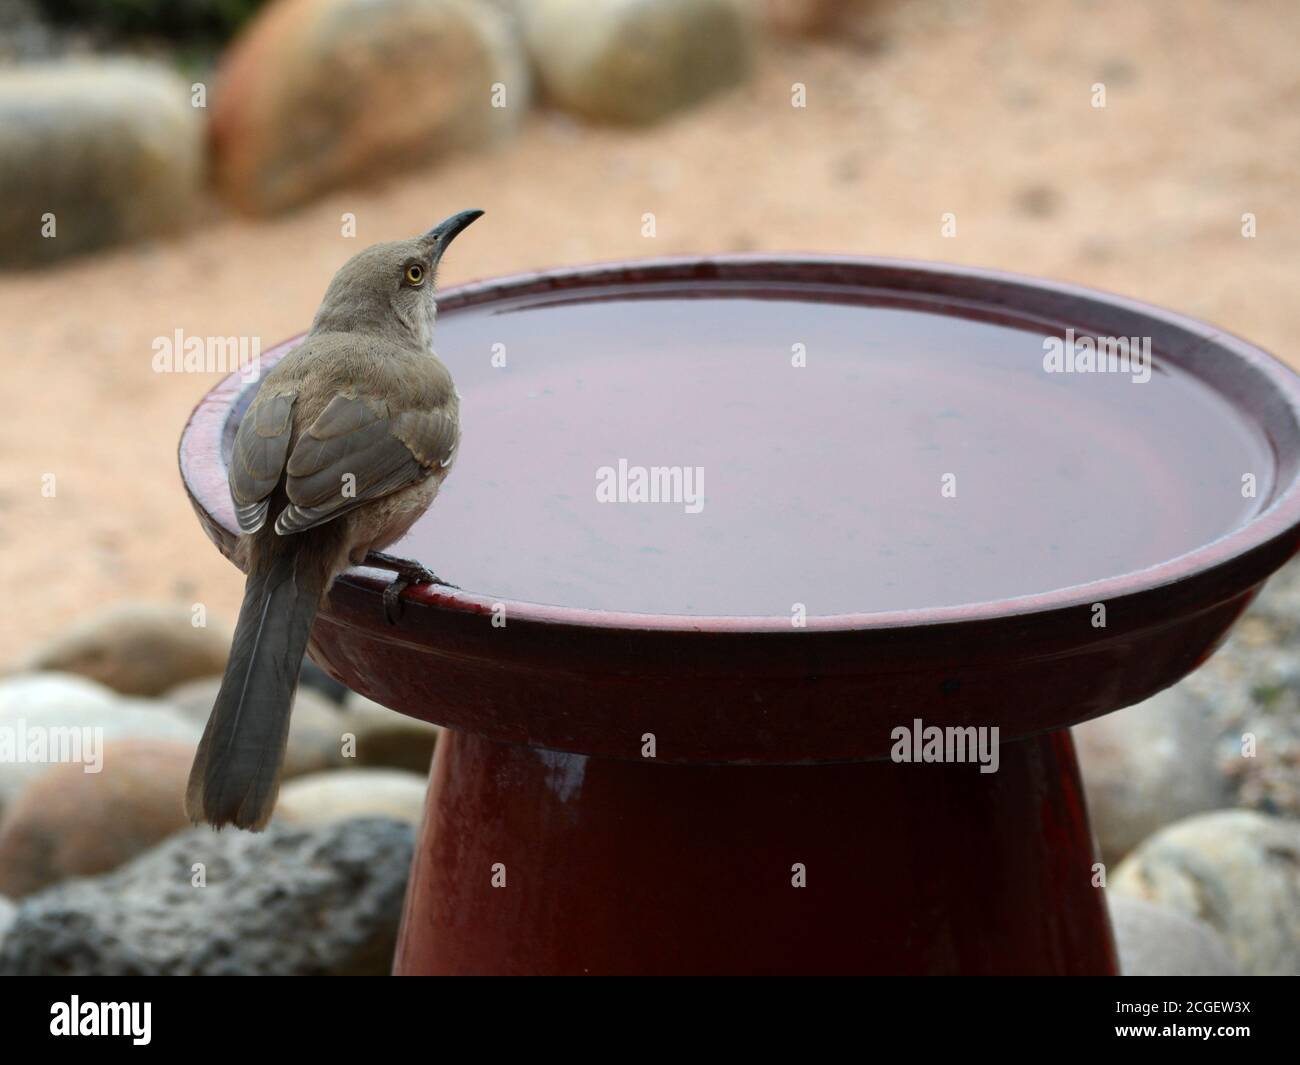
381,580,407,625
399,562,454,588
367,554,459,625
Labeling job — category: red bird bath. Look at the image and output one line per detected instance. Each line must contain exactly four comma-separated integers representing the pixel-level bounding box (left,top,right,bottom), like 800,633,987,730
180,257,1300,975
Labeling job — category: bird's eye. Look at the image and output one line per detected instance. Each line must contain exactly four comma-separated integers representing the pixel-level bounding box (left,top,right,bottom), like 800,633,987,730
405,264,425,286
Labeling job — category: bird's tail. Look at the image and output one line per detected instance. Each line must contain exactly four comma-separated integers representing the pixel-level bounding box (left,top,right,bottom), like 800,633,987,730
185,541,330,830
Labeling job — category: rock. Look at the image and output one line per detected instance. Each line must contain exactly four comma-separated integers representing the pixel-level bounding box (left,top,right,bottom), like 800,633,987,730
1188,636,1300,821
301,657,351,704
522,0,753,125
0,739,193,898
0,60,203,267
1076,553,1300,855
752,0,856,37
1109,896,1239,976
210,0,527,214
341,692,440,773
0,818,414,975
275,768,428,826
0,0,65,62
0,671,117,717
11,603,232,697
1075,687,1233,866
0,675,200,814
0,894,14,949
1111,810,1300,976
164,676,350,779
1244,554,1300,643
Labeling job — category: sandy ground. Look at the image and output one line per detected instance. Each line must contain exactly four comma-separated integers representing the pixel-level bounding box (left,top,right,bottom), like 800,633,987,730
1,0,1297,657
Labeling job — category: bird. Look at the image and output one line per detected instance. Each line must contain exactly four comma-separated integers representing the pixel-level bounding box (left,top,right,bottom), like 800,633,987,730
185,209,483,831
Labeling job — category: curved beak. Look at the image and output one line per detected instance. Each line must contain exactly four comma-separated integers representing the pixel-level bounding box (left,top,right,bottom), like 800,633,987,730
423,209,484,259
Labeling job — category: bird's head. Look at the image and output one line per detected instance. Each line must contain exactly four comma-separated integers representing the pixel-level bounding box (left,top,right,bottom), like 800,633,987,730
310,209,484,348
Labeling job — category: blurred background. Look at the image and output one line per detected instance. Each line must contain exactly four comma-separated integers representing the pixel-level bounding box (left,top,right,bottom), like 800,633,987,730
0,0,1296,975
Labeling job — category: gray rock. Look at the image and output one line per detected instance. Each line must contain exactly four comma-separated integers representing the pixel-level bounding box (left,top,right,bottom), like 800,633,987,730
1111,810,1300,976
275,769,428,827
0,818,414,975
1187,635,1300,821
1075,687,1233,865
0,60,203,267
210,0,528,213
300,658,351,704
0,0,65,62
1109,895,1239,976
11,603,232,697
522,0,753,125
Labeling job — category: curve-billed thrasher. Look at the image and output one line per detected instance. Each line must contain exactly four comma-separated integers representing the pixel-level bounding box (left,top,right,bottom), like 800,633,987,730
186,209,483,830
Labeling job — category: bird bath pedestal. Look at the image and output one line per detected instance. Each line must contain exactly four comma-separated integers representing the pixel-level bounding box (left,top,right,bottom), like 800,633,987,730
180,257,1300,975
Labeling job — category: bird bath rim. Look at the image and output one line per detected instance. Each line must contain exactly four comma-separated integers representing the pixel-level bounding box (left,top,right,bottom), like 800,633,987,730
180,253,1300,637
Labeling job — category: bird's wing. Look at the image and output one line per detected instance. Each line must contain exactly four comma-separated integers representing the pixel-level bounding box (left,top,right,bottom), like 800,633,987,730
275,392,458,536
229,390,297,534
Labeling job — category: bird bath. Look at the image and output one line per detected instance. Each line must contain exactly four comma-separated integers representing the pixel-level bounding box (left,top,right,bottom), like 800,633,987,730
180,256,1300,974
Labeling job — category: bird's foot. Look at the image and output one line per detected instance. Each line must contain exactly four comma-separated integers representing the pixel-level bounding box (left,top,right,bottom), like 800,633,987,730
362,551,459,625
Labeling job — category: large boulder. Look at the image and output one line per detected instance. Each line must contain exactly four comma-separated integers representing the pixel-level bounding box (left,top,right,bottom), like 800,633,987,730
521,0,753,125
0,59,203,267
0,818,414,975
210,0,528,213
0,738,194,898
1111,810,1300,976
11,603,232,697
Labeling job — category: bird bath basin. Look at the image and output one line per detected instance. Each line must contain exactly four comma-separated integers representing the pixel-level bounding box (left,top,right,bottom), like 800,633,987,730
180,256,1300,974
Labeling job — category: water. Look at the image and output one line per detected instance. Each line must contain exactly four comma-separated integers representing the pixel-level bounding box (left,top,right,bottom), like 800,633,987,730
394,282,1271,616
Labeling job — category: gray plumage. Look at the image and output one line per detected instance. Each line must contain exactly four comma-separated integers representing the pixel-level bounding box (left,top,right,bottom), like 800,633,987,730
186,210,482,830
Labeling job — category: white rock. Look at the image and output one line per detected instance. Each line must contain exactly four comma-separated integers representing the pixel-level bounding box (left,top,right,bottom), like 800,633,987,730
1111,810,1300,976
1109,895,1239,976
275,769,428,827
0,675,198,813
